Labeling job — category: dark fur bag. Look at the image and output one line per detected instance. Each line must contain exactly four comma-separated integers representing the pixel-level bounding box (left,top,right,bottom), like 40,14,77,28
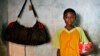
3,21,50,45
2,0,50,45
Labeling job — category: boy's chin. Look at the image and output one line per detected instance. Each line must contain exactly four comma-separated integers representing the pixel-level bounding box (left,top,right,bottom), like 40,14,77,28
66,24,73,26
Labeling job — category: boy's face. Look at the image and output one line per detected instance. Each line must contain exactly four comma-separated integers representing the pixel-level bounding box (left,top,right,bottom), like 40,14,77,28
63,12,75,26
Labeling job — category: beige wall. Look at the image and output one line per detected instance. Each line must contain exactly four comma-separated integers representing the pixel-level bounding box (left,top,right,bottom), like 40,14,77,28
1,0,100,56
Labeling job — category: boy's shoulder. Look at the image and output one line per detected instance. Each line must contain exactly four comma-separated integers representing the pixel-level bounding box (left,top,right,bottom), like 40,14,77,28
75,26,83,30
75,26,85,34
76,26,81,29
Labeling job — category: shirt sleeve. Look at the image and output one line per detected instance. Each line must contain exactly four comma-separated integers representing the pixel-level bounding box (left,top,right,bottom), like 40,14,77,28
76,27,89,43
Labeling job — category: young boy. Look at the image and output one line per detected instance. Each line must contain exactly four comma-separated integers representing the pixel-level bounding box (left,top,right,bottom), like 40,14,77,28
53,8,93,56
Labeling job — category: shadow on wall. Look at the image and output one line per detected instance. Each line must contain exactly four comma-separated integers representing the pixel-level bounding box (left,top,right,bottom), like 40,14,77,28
1,24,9,56
0,12,9,56
74,13,81,26
0,0,9,56
84,30,99,56
75,13,99,56
0,38,8,56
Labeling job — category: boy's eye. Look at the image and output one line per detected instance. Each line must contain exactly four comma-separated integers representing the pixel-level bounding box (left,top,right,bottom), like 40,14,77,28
65,17,74,19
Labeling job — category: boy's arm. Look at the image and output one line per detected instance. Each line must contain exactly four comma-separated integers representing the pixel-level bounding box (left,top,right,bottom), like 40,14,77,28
57,49,60,56
53,28,63,56
53,28,63,48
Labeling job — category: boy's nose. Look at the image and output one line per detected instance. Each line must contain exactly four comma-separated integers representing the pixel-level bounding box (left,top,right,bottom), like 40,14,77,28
68,19,71,22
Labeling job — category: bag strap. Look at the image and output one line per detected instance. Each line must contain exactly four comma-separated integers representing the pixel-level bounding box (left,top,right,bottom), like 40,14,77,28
76,27,89,43
17,0,27,18
30,0,38,18
17,0,38,18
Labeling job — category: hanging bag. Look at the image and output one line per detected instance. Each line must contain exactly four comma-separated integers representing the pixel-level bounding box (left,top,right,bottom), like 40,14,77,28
76,27,93,54
2,0,50,45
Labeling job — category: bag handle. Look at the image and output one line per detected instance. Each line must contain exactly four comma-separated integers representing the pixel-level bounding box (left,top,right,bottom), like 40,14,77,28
30,0,38,18
17,0,27,18
17,0,38,18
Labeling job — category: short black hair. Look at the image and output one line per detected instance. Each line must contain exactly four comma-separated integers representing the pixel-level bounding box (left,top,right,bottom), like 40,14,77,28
63,8,76,18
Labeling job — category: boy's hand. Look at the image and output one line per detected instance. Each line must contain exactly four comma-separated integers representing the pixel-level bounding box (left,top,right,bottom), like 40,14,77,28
85,44,94,55
57,49,60,56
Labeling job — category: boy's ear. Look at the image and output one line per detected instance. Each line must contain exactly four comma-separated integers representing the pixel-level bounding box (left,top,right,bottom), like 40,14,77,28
63,15,65,19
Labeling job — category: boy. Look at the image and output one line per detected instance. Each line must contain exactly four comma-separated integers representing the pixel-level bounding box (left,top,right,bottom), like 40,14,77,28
53,8,93,56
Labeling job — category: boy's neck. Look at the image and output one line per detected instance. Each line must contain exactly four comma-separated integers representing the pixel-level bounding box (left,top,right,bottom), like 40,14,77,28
65,25,74,31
